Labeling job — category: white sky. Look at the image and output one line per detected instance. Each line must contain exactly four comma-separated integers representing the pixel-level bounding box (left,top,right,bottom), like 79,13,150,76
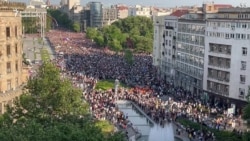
17,0,250,8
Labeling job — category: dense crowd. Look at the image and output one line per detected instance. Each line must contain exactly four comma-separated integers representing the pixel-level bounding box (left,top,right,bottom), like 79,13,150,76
46,29,245,141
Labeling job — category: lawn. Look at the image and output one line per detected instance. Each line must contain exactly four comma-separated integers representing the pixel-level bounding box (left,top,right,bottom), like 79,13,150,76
40,49,50,62
177,118,242,141
95,120,115,135
95,79,127,91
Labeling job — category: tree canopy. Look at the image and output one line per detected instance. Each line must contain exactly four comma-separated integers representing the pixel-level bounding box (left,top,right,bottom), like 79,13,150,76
0,62,124,141
86,16,153,53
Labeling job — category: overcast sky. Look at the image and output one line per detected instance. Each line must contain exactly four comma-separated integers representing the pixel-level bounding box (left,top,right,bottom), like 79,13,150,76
15,0,250,8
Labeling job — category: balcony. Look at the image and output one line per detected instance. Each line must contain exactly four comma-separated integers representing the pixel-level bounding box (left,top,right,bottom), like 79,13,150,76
208,62,230,70
207,75,230,83
0,83,26,96
165,26,174,30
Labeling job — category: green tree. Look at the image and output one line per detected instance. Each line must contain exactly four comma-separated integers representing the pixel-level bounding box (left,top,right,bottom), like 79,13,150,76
124,49,134,65
94,35,105,47
109,39,122,52
86,27,98,39
0,62,124,141
72,21,81,32
47,9,72,29
242,86,250,140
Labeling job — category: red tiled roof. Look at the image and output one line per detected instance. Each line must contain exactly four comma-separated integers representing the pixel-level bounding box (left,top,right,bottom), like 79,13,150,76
117,6,128,10
170,10,189,17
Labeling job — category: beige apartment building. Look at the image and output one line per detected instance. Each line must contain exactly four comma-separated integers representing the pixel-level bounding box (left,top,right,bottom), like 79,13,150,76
0,2,27,114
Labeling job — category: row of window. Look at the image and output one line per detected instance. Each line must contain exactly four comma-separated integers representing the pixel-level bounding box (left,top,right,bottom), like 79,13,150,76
208,56,231,69
5,61,19,74
209,43,231,55
177,43,204,57
6,26,19,38
177,33,205,46
165,30,173,37
208,68,230,82
5,44,19,56
176,52,204,67
178,23,205,34
165,21,176,28
207,31,250,40
0,78,19,92
175,71,202,88
207,80,229,96
176,62,203,78
207,21,250,29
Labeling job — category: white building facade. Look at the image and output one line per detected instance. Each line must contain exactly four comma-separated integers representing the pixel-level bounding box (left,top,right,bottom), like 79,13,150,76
204,8,250,107
153,7,250,114
153,16,165,68
128,5,151,18
161,16,178,83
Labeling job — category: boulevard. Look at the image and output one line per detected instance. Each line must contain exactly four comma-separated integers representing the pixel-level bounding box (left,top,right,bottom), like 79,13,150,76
41,29,246,141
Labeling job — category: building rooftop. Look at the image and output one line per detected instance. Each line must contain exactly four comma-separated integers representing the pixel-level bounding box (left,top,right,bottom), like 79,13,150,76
170,9,189,17
214,4,233,9
218,7,250,13
0,1,26,11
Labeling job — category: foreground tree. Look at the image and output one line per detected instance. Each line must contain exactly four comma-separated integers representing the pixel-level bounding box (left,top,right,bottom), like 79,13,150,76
242,86,250,141
0,62,124,141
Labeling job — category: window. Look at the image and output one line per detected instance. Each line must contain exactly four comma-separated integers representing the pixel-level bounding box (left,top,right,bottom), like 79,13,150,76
15,26,17,38
15,44,18,54
6,27,10,38
7,62,11,73
6,45,10,56
239,88,245,98
236,34,241,39
15,61,18,71
241,61,246,70
7,79,11,90
240,75,246,84
230,34,234,38
15,77,18,87
242,47,247,55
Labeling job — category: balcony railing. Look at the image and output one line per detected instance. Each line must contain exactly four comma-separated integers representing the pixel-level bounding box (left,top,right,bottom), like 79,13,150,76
165,26,174,30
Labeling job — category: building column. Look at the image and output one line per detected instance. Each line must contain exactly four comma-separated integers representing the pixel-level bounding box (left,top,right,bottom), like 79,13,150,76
0,101,5,114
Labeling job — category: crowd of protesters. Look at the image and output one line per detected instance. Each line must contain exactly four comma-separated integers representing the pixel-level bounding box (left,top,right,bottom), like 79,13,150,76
46,29,245,141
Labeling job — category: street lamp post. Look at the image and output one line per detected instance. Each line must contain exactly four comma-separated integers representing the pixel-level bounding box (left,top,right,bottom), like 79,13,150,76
114,79,119,100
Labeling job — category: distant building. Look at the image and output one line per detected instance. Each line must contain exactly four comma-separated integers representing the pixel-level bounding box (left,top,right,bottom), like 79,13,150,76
29,0,47,8
89,2,103,28
128,5,151,18
102,7,118,26
115,4,128,19
151,7,172,17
